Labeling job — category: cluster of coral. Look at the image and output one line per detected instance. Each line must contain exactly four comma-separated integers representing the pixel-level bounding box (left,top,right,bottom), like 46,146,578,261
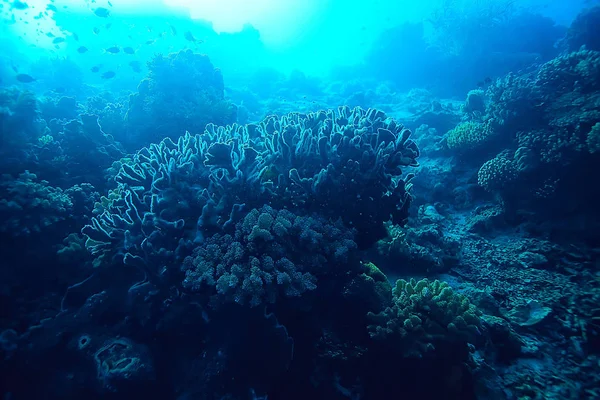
2,4,600,399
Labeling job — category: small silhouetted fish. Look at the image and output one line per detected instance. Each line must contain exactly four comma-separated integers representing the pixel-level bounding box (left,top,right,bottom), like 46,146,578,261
16,73,35,82
11,64,18,73
46,4,56,11
46,31,55,37
101,71,115,79
52,37,65,44
12,1,28,10
108,1,112,6
77,46,88,53
90,65,100,72
484,77,492,84
184,31,197,42
94,7,110,17
123,46,134,54
145,39,155,45
105,22,111,29
129,60,141,72
93,27,100,34
72,32,79,41
168,23,177,35
105,46,119,53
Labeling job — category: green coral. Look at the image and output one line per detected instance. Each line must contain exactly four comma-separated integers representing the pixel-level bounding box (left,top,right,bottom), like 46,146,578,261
367,278,480,357
587,122,600,153
446,120,495,150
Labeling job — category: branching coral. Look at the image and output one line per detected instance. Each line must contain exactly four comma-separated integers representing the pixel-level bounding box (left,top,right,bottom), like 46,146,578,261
182,206,356,307
367,278,481,358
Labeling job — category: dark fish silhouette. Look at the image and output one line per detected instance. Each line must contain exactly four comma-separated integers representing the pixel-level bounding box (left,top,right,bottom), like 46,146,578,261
108,1,113,6
12,1,28,10
105,46,119,53
46,32,55,37
52,37,64,44
77,46,88,53
90,65,100,73
168,23,177,36
94,7,110,17
145,39,155,45
123,46,135,54
101,71,115,79
93,27,100,34
46,4,57,11
72,32,79,41
184,31,202,43
16,73,36,83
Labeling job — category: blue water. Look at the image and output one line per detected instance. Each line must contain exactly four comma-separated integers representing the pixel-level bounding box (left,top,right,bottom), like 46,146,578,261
1,0,600,399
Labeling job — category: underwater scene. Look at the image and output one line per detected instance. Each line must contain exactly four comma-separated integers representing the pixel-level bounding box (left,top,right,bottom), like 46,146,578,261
1,0,600,398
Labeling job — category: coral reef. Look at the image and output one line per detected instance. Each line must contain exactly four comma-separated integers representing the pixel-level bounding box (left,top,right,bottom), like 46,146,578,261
125,50,237,148
82,106,420,276
367,278,481,357
182,206,356,307
0,171,72,236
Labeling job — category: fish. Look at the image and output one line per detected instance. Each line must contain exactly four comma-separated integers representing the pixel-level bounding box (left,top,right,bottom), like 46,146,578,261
184,31,197,42
93,27,100,34
105,46,119,53
168,23,177,36
16,73,36,83
90,65,100,72
105,22,112,29
101,71,115,79
108,1,112,6
11,1,28,10
123,46,135,54
46,4,56,11
145,39,155,45
46,32,55,37
72,32,79,41
52,37,65,44
77,46,88,53
94,7,110,17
